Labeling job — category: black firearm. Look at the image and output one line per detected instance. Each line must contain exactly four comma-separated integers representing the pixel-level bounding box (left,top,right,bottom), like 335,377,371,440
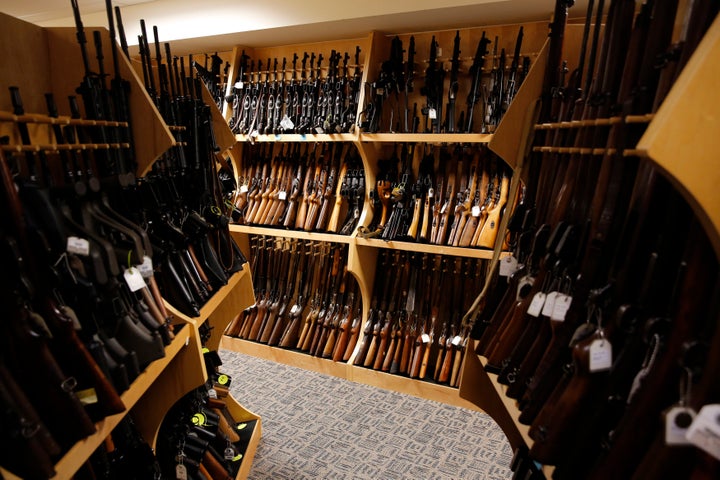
404,36,417,133
421,36,444,133
343,46,362,132
445,31,461,133
465,32,491,133
503,26,524,114
227,50,250,133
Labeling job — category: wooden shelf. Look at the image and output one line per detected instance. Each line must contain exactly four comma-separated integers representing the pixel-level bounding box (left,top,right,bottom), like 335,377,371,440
0,325,192,480
358,132,493,143
235,133,358,143
230,224,353,244
354,236,503,259
223,393,263,480
221,336,482,411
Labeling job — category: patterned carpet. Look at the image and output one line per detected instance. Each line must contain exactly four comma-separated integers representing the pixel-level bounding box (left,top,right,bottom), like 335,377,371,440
220,349,513,480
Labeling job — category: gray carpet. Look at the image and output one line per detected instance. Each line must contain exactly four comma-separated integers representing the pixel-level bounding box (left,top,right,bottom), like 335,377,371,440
220,349,513,480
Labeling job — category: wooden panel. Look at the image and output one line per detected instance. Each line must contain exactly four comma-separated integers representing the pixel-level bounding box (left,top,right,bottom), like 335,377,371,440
0,13,52,114
636,15,720,258
134,325,208,449
222,394,262,480
206,267,256,351
222,336,350,378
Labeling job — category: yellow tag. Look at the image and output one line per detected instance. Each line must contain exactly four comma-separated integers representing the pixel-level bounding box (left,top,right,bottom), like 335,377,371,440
192,413,207,426
236,423,247,430
233,454,243,462
218,374,229,385
76,388,98,405
202,347,210,354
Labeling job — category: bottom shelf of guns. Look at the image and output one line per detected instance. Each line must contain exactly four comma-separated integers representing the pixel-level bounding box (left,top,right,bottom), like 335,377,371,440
222,237,490,409
0,324,193,480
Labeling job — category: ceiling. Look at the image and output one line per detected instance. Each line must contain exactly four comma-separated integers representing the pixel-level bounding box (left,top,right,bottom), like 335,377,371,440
2,0,594,55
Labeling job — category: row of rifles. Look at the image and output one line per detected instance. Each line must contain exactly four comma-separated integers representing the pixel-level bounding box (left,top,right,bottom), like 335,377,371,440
353,251,484,385
232,142,365,235
226,47,364,135
225,238,361,360
224,237,484,387
362,28,529,134
130,19,249,318
362,144,511,250
474,0,720,478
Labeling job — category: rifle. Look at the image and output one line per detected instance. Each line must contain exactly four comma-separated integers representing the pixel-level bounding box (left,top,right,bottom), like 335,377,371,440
502,26,524,114
466,32,491,133
343,46,362,132
421,36,445,133
326,146,350,232
445,31,461,133
475,173,509,248
404,36,417,133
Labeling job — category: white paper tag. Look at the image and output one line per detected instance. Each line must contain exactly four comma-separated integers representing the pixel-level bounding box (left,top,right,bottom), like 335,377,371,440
207,388,218,399
234,81,244,89
451,335,462,346
471,205,481,217
137,255,154,279
428,108,437,119
239,184,249,193
527,292,546,317
176,463,188,480
542,291,559,317
280,114,294,130
589,338,612,372
250,129,259,138
686,404,720,460
665,406,697,445
124,268,147,292
278,191,287,200
551,294,572,322
440,203,447,214
67,236,90,256
421,333,431,343
499,255,519,277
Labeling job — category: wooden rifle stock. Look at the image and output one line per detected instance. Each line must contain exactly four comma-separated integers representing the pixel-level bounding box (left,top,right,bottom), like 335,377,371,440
477,174,509,248
353,302,377,365
326,160,349,232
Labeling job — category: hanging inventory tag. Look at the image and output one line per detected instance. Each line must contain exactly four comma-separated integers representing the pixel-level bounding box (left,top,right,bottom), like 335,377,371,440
239,184,249,193
124,268,146,292
175,464,188,480
551,294,572,321
589,338,612,372
527,292,546,317
278,191,287,200
234,81,244,89
428,108,437,119
137,255,154,279
665,406,697,445
280,115,294,130
542,291,559,317
67,236,90,256
499,255,519,277
686,404,720,460
471,205,481,217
